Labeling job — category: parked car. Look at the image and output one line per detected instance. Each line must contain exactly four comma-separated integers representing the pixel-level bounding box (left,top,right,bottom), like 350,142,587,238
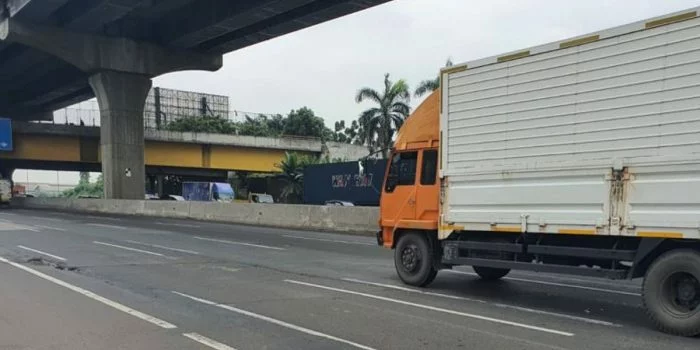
159,194,185,201
249,193,274,203
325,200,354,206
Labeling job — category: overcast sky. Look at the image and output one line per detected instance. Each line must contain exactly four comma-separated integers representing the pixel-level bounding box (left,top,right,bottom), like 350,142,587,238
15,0,700,185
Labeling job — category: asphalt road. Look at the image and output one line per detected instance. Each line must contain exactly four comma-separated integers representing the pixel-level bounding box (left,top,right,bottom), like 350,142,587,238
0,208,697,349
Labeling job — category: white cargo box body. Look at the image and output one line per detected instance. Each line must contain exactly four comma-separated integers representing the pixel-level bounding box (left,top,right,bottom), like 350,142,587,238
440,9,700,240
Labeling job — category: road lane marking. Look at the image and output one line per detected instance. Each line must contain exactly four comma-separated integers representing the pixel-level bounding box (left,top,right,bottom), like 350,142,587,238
155,222,201,228
85,216,121,221
194,236,285,251
285,280,574,337
282,235,375,246
124,240,200,255
172,291,375,350
93,241,165,257
40,217,66,222
0,255,177,329
0,219,39,232
209,266,241,273
87,223,128,230
445,270,641,297
183,333,237,350
32,224,67,232
342,278,619,327
17,245,67,261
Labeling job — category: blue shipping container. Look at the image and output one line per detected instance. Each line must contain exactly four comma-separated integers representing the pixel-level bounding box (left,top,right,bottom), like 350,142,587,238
0,118,12,151
303,159,387,206
182,182,211,201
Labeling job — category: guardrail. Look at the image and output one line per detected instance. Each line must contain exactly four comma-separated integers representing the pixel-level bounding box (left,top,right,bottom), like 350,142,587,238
12,198,379,235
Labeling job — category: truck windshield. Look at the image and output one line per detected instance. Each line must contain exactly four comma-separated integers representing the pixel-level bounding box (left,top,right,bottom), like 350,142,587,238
213,183,234,202
386,151,418,192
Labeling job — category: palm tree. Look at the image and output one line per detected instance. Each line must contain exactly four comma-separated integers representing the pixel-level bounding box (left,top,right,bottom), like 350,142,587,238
414,58,453,98
275,152,319,203
355,73,411,158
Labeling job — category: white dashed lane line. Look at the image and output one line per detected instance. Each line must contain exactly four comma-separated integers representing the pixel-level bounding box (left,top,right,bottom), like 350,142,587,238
194,236,285,251
445,270,641,297
124,240,200,255
93,241,168,257
172,291,375,350
285,279,574,337
342,278,619,327
17,245,67,261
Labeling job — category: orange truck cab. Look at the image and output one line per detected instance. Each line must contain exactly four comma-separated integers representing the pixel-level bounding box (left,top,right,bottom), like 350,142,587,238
378,91,440,248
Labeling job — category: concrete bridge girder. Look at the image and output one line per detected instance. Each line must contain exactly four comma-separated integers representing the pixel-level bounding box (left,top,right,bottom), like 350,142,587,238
0,17,223,199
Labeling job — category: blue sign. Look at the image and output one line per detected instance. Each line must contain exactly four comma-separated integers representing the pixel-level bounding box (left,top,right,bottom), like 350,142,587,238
0,118,12,151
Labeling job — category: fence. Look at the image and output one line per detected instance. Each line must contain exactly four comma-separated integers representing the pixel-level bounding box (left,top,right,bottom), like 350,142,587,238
45,87,280,130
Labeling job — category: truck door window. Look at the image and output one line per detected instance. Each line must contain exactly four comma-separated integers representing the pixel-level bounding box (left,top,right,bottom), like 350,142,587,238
385,151,418,192
420,150,438,185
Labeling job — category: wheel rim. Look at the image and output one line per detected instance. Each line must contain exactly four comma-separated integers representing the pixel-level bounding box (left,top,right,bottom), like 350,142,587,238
661,272,700,316
400,243,422,274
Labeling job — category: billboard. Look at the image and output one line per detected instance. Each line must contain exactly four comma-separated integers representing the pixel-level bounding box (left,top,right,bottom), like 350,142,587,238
0,118,12,151
303,159,387,206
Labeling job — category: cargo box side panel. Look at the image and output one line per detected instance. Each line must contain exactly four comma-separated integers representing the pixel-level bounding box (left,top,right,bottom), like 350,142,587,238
445,17,700,173
443,16,700,235
446,167,609,233
626,162,700,239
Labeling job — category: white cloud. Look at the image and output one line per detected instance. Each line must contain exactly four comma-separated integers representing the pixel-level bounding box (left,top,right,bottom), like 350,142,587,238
155,0,700,123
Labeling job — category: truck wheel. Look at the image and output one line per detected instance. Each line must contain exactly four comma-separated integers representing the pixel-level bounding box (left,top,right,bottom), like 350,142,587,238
642,249,700,336
394,232,437,287
473,266,510,281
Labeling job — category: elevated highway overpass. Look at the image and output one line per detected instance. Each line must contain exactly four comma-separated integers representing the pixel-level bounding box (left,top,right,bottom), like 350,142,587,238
0,122,366,179
0,0,390,198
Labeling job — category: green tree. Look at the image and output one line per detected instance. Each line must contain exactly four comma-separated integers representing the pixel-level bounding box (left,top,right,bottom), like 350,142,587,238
275,152,313,203
79,172,90,185
356,73,411,158
62,174,104,198
414,58,453,98
165,115,237,134
237,115,271,136
283,107,326,139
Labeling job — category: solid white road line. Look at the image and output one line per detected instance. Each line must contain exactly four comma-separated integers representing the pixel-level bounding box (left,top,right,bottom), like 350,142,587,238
342,278,619,327
155,222,201,228
445,270,641,297
183,333,237,350
32,224,67,232
17,245,67,262
93,241,165,257
282,235,375,246
172,291,375,350
124,240,200,255
285,280,574,337
87,223,127,230
0,255,177,329
194,236,285,251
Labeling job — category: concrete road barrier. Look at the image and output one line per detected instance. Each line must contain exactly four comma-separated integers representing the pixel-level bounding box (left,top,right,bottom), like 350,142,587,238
11,198,379,235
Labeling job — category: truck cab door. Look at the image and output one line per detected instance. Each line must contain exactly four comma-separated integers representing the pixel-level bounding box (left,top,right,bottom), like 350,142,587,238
416,149,439,222
380,151,418,229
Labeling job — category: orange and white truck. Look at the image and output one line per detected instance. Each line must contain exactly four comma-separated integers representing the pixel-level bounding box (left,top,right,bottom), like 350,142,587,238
375,8,700,336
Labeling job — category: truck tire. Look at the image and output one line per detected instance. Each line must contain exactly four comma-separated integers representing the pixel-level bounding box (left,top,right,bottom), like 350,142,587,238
473,266,510,281
394,232,438,287
642,249,700,336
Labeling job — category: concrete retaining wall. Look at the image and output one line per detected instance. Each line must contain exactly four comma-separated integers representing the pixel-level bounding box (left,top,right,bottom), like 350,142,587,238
12,198,379,235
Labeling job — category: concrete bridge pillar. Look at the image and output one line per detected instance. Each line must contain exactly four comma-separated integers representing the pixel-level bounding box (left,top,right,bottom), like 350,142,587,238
89,72,152,200
0,18,222,199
